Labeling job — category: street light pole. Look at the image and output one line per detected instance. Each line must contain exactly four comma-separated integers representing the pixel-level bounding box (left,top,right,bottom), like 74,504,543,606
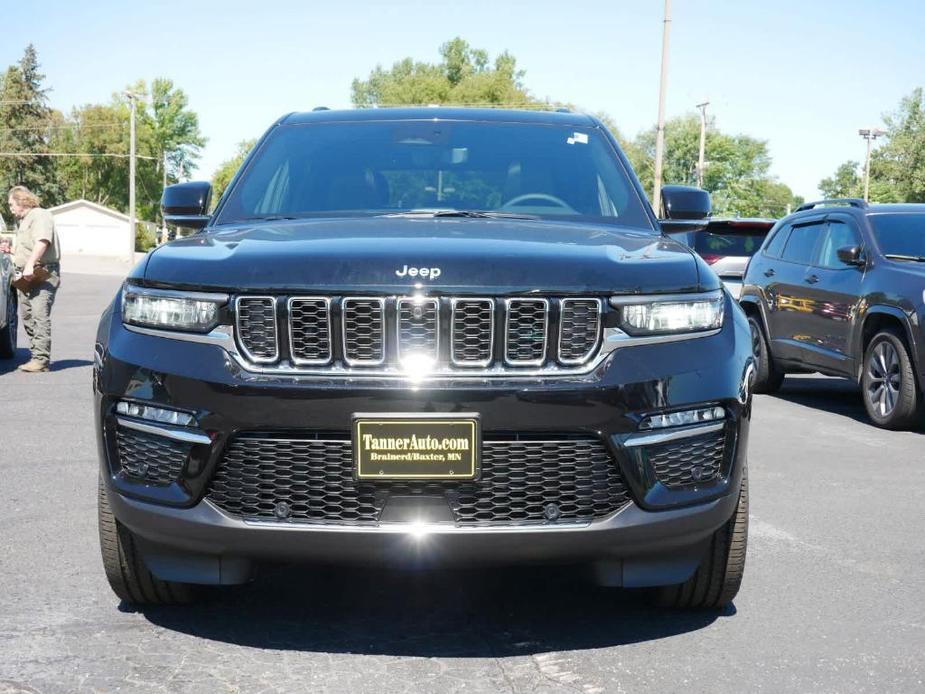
651,0,672,216
696,101,709,188
124,92,138,260
858,127,885,202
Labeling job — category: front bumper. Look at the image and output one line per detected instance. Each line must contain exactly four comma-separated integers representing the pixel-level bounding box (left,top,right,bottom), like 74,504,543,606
94,294,754,586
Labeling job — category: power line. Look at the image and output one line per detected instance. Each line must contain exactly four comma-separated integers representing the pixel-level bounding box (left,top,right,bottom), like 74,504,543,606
0,151,158,160
0,122,125,133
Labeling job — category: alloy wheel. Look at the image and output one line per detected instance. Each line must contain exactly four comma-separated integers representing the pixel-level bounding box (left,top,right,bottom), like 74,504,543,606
866,341,901,417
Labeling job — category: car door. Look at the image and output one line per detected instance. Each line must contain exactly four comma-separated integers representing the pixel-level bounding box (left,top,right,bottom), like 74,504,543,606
794,215,865,375
764,216,827,364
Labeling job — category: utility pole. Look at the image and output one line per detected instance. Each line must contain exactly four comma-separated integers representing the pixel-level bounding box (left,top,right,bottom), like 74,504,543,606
651,0,672,216
124,92,138,260
858,128,885,202
161,150,168,245
695,101,709,188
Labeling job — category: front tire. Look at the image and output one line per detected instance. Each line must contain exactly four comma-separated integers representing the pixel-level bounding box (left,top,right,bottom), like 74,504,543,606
98,475,195,605
748,315,784,394
655,469,748,610
861,330,920,430
0,290,16,359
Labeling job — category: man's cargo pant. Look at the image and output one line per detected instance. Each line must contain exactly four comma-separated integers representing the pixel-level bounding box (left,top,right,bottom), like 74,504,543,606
17,267,60,365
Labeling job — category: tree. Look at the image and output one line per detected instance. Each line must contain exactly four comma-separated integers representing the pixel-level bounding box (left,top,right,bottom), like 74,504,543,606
351,38,534,108
819,87,925,204
818,161,861,199
211,138,256,204
0,45,62,216
627,115,800,217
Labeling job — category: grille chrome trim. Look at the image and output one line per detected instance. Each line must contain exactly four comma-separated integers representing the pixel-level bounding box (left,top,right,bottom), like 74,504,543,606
234,296,279,363
287,296,333,365
341,297,386,366
396,297,440,362
450,298,495,367
558,298,602,365
114,416,211,445
504,298,549,366
623,422,725,448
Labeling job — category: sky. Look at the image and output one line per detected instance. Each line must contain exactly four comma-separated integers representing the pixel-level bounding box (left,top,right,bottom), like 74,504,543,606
4,0,925,201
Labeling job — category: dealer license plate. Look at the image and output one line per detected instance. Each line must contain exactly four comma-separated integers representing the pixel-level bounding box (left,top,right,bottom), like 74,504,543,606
353,413,480,480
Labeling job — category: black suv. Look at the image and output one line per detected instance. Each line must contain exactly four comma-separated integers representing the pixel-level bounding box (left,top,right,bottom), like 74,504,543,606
94,108,754,608
741,198,925,429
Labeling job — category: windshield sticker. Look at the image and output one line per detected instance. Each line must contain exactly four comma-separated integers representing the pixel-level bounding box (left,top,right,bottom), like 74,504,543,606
566,132,589,145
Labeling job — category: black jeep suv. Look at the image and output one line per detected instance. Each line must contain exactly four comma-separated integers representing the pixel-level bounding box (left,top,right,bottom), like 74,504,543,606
94,108,754,608
741,198,925,429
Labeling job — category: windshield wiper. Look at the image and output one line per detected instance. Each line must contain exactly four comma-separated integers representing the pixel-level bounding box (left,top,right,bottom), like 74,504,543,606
884,253,925,262
381,209,539,220
236,215,301,222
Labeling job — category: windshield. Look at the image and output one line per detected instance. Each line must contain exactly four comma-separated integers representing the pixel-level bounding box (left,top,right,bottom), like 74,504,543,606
215,120,653,229
691,227,769,258
870,213,925,257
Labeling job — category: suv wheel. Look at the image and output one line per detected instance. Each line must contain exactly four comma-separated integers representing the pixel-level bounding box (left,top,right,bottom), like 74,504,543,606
655,468,748,610
0,291,17,358
98,475,195,605
748,316,784,393
861,330,920,429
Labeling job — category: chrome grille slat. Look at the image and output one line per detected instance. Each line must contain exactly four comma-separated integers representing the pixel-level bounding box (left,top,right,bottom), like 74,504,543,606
451,298,494,366
288,297,332,364
342,298,385,365
397,297,439,361
559,299,602,364
235,296,279,363
505,298,549,365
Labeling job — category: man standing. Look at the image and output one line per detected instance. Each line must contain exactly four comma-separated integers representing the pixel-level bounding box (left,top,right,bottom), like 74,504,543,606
6,186,61,372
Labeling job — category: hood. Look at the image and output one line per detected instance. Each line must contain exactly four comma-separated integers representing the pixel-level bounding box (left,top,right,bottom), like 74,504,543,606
143,217,705,294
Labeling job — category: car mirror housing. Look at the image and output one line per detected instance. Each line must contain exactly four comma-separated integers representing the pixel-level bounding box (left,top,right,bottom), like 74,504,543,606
162,181,212,230
836,245,864,266
659,185,711,234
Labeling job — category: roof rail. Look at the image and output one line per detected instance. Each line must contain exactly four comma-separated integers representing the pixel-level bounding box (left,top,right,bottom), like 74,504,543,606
794,198,867,213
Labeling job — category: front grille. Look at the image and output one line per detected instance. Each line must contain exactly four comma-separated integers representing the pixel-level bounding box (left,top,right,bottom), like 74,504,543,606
397,298,439,360
559,299,602,364
342,298,385,365
233,294,604,373
647,431,725,488
115,427,190,485
451,299,494,366
505,299,548,365
288,297,332,364
236,297,278,362
207,435,630,527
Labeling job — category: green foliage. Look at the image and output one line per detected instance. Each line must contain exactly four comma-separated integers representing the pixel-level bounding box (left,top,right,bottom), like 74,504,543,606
1,46,206,225
135,224,156,252
627,115,799,218
211,138,256,205
819,88,925,204
351,37,534,108
0,44,62,217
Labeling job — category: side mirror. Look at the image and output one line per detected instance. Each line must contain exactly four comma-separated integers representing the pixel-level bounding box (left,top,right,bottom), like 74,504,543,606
161,181,212,230
660,185,711,220
836,245,864,266
659,185,711,233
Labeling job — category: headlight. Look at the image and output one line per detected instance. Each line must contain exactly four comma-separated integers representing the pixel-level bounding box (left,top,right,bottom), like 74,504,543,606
121,285,227,332
611,291,724,336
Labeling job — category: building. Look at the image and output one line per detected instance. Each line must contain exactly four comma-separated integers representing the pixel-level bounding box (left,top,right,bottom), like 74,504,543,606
49,199,138,261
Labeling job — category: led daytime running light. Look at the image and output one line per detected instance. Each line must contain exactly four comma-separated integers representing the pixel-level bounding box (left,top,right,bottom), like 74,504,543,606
115,401,196,427
640,406,725,430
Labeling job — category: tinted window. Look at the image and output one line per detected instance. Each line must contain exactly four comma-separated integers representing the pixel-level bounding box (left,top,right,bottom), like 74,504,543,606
691,227,769,258
763,223,791,258
781,223,821,264
216,121,653,229
869,213,925,257
816,221,860,268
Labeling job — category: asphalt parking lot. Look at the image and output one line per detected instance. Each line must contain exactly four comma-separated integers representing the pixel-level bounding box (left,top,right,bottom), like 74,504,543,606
1,272,923,694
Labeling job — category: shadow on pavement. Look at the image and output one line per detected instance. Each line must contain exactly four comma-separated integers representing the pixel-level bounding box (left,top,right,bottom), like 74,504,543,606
137,564,729,656
771,376,924,432
0,347,30,374
50,358,93,372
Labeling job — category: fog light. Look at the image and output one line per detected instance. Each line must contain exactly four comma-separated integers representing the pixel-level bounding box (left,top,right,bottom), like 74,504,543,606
639,406,725,430
115,401,196,427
